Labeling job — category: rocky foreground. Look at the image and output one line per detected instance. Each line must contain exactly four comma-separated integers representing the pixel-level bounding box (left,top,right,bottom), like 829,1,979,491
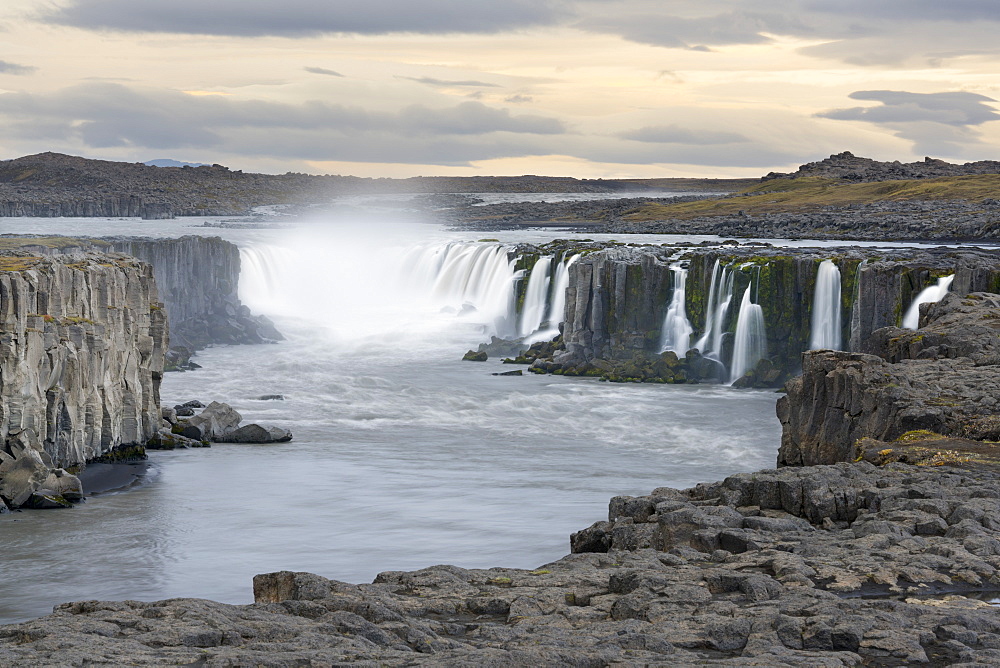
2,462,1000,666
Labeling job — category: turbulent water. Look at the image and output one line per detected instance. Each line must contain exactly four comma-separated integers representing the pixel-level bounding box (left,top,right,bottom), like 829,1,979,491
2,206,933,624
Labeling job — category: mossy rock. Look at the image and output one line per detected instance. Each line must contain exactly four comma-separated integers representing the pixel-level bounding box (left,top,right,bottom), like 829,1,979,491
462,350,488,361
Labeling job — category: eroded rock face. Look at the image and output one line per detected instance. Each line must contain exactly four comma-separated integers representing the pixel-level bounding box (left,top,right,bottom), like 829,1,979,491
3,462,1000,666
779,292,1000,467
108,236,282,353
0,253,166,508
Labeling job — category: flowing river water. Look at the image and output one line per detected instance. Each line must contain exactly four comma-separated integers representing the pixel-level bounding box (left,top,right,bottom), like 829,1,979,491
0,202,979,623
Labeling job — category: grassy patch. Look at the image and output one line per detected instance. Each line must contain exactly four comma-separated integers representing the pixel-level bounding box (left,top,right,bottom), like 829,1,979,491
625,174,1000,221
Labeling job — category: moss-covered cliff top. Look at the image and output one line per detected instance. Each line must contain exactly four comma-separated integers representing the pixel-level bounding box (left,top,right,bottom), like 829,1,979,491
624,174,1000,221
0,236,108,251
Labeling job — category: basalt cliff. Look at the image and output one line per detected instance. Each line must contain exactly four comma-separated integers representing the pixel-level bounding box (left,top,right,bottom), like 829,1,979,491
0,252,166,511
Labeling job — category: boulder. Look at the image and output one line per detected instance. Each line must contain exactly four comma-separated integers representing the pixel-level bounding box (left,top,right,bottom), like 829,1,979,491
462,350,488,361
147,429,209,450
257,395,285,401
161,407,178,425
41,469,84,501
217,424,292,444
0,444,52,508
182,402,242,441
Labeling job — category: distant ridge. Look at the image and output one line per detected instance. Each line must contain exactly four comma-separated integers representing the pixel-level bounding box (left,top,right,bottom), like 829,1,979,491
764,151,1000,182
0,151,751,219
144,158,210,168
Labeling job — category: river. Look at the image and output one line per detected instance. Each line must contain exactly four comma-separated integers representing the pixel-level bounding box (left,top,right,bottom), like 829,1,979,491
0,201,958,624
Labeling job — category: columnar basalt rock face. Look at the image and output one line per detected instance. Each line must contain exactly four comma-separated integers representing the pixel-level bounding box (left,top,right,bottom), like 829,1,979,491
556,245,1000,386
779,292,1000,467
0,252,166,507
108,236,282,352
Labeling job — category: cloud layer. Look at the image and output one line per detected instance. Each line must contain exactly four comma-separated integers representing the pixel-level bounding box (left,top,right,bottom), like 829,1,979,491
43,0,566,36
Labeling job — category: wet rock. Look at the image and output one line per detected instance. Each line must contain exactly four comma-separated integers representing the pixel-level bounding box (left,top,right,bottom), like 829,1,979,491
256,394,285,401
217,424,293,444
182,401,242,441
146,429,208,450
462,350,488,361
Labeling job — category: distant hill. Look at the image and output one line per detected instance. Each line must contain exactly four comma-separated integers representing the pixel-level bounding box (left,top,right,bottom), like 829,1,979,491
144,158,210,168
0,152,751,218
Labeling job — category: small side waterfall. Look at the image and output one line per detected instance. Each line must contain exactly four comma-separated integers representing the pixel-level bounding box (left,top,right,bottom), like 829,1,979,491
809,260,842,350
902,275,954,329
729,286,767,384
519,256,553,338
525,253,579,344
659,265,693,356
694,260,735,361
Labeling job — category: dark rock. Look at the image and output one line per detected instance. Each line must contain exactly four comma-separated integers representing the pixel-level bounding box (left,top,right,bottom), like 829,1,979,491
492,370,523,376
216,424,293,444
462,350,488,361
256,395,285,401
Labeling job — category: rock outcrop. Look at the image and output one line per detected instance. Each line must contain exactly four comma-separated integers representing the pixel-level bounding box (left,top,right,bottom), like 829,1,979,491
779,291,1000,466
764,151,1000,182
0,251,166,509
4,462,1000,665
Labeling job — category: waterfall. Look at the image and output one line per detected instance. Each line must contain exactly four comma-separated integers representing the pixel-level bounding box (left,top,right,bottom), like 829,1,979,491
524,253,579,344
519,256,553,338
902,275,954,329
694,260,735,361
659,265,693,356
729,286,767,384
809,260,842,350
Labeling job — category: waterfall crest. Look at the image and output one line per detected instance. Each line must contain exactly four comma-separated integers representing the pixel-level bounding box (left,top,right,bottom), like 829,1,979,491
902,275,954,329
809,260,842,350
659,265,693,356
729,286,767,384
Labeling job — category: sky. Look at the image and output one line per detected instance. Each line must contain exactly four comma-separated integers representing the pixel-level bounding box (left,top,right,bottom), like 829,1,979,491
1,1,1000,178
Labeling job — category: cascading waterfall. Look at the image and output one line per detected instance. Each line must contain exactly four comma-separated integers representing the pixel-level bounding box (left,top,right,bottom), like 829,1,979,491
902,275,954,329
659,265,694,356
729,285,767,384
525,253,579,344
809,260,842,350
694,260,735,361
519,256,553,338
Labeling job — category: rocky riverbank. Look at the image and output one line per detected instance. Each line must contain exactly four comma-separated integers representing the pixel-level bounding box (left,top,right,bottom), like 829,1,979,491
2,460,1000,666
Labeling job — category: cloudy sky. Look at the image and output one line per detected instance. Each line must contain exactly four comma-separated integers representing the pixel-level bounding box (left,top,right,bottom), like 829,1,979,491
1,0,999,177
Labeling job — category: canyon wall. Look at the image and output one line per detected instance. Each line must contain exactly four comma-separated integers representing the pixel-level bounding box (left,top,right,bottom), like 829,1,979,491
555,245,999,385
108,236,282,360
0,252,167,509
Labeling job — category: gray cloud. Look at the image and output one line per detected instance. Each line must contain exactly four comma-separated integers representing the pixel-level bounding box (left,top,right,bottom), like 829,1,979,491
619,124,748,145
818,90,1000,156
397,76,501,88
819,90,1000,127
0,83,565,164
42,0,566,36
305,67,344,77
574,1,1000,66
0,60,36,75
504,94,533,103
